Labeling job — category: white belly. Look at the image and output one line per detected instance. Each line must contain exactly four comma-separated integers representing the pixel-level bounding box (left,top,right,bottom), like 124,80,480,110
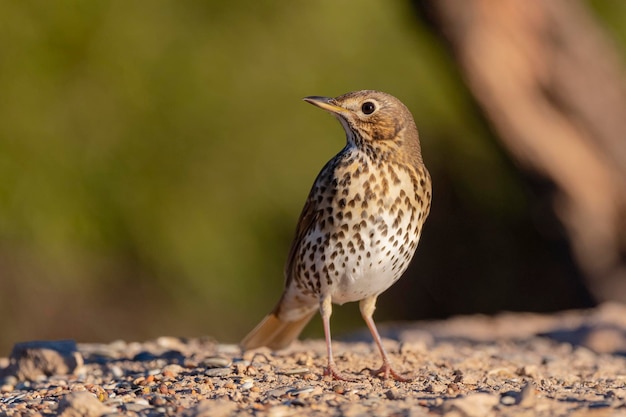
324,207,420,305
287,151,427,309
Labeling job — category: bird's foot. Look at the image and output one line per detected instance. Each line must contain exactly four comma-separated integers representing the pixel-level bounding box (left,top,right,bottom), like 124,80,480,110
363,364,412,382
324,365,358,382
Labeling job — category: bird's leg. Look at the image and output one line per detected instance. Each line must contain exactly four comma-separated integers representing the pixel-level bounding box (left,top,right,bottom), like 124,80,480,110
320,295,355,381
359,296,411,381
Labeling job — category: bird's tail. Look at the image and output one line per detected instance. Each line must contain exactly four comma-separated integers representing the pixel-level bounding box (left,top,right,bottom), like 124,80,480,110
241,310,316,351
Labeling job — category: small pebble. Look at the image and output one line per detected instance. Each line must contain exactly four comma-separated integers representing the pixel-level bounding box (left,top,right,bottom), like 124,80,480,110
500,394,516,405
2,376,18,386
156,336,184,350
109,365,124,379
447,382,460,394
385,389,400,400
150,395,168,406
204,357,232,368
288,386,315,396
205,368,231,377
162,363,185,376
125,402,149,412
333,384,346,394
519,382,537,408
267,386,292,398
216,344,240,355
281,367,310,375
233,358,251,367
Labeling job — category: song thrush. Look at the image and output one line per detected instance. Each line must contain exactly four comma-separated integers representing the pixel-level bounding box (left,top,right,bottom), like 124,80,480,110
241,90,431,381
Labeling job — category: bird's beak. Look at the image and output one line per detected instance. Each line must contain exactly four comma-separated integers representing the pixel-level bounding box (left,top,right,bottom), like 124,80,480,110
303,96,349,116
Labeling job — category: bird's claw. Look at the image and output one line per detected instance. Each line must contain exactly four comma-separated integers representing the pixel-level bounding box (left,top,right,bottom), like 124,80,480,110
324,365,358,382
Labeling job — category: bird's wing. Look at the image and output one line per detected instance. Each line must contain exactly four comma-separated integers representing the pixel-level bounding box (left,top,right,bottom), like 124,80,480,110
283,194,322,290
281,155,340,293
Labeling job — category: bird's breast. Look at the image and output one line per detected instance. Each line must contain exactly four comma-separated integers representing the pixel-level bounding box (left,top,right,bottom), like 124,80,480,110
298,156,427,304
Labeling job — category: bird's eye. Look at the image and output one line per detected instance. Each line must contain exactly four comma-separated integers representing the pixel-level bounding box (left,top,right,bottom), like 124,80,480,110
361,101,376,115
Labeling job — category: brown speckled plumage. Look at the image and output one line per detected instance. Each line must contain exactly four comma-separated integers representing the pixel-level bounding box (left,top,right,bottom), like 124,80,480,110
242,90,432,381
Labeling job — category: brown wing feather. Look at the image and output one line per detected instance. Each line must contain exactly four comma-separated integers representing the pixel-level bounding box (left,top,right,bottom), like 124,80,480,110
280,157,338,300
281,197,321,293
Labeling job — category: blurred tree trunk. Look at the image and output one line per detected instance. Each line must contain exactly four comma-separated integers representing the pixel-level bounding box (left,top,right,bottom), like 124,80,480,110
415,0,626,302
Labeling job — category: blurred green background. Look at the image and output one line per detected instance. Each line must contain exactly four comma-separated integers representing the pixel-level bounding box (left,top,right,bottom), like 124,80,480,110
0,1,623,353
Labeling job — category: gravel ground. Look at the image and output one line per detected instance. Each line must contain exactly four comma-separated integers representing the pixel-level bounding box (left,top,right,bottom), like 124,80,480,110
2,303,626,416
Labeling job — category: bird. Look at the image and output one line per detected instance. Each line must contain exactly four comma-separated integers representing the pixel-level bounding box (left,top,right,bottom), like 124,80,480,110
241,90,431,381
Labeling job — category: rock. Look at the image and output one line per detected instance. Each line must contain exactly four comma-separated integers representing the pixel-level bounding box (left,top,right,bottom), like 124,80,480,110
205,367,231,377
500,392,517,405
0,383,14,393
499,383,537,407
500,382,535,408
124,399,150,412
518,382,537,408
161,363,184,377
443,393,499,417
182,399,237,417
6,340,83,381
57,392,114,417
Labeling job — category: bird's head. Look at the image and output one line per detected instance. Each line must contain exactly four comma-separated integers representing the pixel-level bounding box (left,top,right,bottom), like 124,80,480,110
303,90,423,164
